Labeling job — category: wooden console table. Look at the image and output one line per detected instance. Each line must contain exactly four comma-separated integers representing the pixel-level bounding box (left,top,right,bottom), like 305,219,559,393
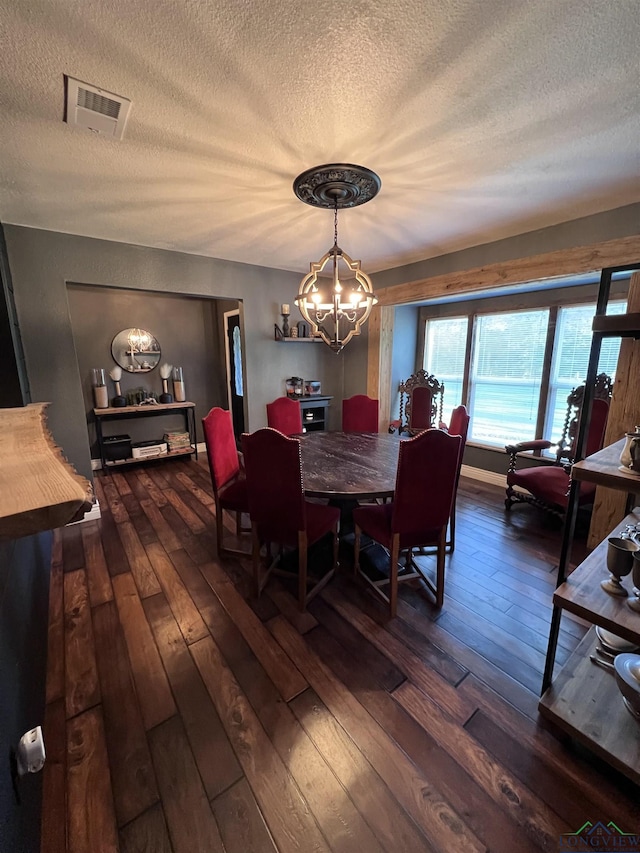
93,401,197,468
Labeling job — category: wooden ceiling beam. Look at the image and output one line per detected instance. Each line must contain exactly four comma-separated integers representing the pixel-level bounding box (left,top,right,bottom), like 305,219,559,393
375,235,640,307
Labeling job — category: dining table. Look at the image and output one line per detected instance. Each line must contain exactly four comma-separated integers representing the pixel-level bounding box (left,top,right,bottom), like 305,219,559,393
298,431,401,502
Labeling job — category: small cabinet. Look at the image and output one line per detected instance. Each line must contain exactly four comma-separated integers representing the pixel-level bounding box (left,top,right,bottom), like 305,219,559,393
299,396,332,432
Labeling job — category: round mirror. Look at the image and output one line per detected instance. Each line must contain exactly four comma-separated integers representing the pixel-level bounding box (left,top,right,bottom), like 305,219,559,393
111,328,161,373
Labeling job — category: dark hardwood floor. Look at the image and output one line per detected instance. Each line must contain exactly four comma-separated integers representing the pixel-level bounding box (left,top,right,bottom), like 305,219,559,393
41,457,640,852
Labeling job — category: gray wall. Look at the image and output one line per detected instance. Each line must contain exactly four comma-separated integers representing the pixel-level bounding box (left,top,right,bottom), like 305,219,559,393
5,203,638,482
372,203,640,290
368,203,640,473
67,284,228,454
390,306,420,422
0,531,53,853
5,226,352,481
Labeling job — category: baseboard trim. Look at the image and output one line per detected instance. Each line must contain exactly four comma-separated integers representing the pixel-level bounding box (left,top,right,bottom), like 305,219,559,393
460,464,507,489
67,498,102,525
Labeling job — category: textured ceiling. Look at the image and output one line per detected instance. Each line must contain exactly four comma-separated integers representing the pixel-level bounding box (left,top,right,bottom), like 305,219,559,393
0,0,638,273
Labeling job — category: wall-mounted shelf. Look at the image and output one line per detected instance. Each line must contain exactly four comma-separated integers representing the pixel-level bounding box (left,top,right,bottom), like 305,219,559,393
276,337,322,343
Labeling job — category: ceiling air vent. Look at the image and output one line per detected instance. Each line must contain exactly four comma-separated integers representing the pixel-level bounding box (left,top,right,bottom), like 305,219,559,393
64,77,131,139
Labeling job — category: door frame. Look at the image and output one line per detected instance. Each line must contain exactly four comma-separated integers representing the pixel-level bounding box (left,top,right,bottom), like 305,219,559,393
223,308,245,437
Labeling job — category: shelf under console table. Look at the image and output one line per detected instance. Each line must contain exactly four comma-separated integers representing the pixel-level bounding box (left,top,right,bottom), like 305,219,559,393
93,401,198,468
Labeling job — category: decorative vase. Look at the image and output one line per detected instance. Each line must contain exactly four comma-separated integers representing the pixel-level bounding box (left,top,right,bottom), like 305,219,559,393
159,377,174,404
601,536,637,596
173,367,185,402
620,427,640,469
628,552,640,612
108,366,126,407
92,368,109,408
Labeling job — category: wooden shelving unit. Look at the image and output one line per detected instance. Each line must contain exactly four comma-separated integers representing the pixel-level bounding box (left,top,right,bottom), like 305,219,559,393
539,631,640,786
93,401,197,468
539,261,640,785
539,497,640,784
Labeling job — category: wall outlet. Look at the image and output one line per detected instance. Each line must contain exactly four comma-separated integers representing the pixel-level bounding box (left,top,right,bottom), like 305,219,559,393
16,726,45,776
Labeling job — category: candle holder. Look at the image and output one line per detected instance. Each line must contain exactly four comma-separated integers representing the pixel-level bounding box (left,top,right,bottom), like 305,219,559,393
159,363,174,403
173,366,186,402
92,368,109,409
281,304,290,338
108,366,127,407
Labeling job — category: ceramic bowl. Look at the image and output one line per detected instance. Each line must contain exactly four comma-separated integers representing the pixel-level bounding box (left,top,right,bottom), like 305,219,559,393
614,653,640,719
596,625,640,654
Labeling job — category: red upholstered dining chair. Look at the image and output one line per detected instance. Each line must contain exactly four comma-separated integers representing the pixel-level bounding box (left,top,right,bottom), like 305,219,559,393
505,395,610,519
440,405,470,551
266,397,303,436
342,395,379,432
241,428,340,609
202,407,250,557
353,429,462,617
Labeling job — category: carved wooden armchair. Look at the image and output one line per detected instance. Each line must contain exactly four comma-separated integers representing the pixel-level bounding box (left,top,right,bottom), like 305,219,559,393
389,370,445,435
505,373,613,518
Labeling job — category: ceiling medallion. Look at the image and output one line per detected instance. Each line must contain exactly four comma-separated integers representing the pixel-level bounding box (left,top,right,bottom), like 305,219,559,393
292,163,381,354
293,163,381,209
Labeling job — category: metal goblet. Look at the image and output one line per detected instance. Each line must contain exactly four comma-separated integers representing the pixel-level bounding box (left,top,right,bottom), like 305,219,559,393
627,551,640,612
601,537,638,597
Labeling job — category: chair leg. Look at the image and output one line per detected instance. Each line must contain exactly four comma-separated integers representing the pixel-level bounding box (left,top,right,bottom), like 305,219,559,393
354,525,361,576
389,533,400,618
298,531,308,611
435,527,446,608
251,523,262,596
448,504,456,552
332,525,339,573
215,500,224,555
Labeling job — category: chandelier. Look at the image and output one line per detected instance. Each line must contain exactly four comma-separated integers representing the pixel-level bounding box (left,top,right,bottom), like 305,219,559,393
293,164,380,353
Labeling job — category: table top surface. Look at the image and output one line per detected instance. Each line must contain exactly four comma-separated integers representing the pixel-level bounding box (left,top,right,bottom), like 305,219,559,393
299,431,401,500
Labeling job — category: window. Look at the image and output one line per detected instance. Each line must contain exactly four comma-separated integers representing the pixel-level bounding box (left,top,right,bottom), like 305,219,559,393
468,309,549,447
423,316,468,419
421,288,628,451
544,301,625,443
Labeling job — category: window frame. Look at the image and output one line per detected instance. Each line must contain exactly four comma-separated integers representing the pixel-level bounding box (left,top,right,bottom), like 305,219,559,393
420,288,627,452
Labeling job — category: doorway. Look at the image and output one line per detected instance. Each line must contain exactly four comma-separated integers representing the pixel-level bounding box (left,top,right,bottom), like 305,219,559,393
224,309,245,438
